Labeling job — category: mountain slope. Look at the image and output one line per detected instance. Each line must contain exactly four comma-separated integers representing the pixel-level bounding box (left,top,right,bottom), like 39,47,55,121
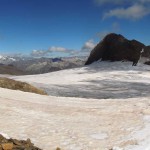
85,33,145,65
0,64,25,75
0,77,47,95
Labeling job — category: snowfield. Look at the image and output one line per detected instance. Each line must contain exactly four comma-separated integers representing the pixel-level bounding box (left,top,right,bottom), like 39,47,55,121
0,61,150,150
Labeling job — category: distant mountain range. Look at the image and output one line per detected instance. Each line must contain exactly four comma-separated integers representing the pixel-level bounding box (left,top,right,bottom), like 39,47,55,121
0,56,86,75
0,64,25,75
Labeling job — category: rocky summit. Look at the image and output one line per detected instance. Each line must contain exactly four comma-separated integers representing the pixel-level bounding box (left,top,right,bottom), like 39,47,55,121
85,33,145,65
0,134,42,150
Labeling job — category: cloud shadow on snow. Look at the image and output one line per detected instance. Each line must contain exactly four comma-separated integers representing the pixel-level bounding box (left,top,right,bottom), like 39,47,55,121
34,80,150,99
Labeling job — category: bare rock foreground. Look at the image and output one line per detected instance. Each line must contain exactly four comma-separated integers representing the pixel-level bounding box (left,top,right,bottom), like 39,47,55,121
0,134,42,150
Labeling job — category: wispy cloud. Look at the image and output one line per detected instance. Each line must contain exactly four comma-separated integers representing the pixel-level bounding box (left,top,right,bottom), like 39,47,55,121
96,22,120,40
48,46,68,53
95,0,130,5
31,50,48,57
81,39,96,52
31,40,97,57
95,0,150,20
103,4,150,20
95,0,150,5
31,46,76,57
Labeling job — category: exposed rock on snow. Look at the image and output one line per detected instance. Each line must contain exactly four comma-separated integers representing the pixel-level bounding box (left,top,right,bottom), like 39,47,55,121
85,33,145,65
0,134,42,150
0,77,47,95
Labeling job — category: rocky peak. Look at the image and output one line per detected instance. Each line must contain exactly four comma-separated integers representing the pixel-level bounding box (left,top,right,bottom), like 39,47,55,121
85,33,145,65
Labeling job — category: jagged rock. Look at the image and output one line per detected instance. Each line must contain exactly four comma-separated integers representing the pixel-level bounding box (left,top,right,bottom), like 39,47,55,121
0,135,42,150
0,134,62,150
85,33,145,65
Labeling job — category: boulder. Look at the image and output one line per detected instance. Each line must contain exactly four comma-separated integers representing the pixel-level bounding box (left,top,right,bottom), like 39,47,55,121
85,33,145,65
0,134,62,150
0,134,41,150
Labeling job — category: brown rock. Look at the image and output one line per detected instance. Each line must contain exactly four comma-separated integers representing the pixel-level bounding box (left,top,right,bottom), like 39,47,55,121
11,139,22,146
2,143,13,150
0,135,5,142
0,145,2,150
0,135,42,150
26,138,33,147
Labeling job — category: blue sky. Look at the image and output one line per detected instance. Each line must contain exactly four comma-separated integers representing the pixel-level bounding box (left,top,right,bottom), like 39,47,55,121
0,0,150,57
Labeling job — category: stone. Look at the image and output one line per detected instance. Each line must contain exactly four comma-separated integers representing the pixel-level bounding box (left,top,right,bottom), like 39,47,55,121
1,143,13,150
0,134,42,150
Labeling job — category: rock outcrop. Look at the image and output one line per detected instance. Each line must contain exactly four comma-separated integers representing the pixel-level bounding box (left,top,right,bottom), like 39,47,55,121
0,134,62,150
85,33,145,65
142,45,150,58
0,77,47,95
0,64,25,75
0,134,42,150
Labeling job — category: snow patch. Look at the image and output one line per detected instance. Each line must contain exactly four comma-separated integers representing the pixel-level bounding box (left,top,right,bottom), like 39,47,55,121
112,147,124,150
0,132,10,139
90,132,108,140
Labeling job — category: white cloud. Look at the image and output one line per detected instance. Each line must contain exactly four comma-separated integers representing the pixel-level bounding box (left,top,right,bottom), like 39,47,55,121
95,0,150,5
48,46,68,53
31,46,76,57
95,0,129,5
140,0,150,3
81,39,96,52
103,4,150,20
31,50,47,57
31,40,97,58
95,0,150,20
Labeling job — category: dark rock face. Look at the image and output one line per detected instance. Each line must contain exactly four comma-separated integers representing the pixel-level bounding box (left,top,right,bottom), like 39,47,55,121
145,61,150,65
142,46,150,58
85,33,145,65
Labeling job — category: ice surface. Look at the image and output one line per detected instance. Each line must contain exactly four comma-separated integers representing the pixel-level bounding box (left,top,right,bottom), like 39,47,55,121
11,61,150,99
1,61,150,150
90,133,108,140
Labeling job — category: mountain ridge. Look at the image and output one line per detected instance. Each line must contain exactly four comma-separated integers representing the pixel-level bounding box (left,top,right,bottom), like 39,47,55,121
85,33,148,65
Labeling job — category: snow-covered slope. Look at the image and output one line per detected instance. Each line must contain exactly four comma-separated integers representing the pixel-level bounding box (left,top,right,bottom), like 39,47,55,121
0,55,16,64
12,61,150,99
0,88,150,150
1,61,150,150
